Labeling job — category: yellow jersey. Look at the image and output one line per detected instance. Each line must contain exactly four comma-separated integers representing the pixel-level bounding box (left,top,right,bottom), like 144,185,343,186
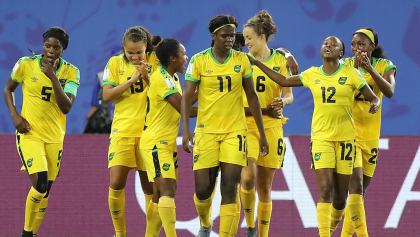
10,54,80,143
244,49,288,130
140,66,182,150
299,64,367,141
185,48,253,133
103,52,159,138
342,57,396,141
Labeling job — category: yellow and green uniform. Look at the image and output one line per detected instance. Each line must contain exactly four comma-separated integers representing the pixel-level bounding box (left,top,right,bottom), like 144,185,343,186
342,57,396,176
185,48,253,169
11,54,80,179
103,52,159,170
244,49,288,168
140,66,181,181
299,64,367,174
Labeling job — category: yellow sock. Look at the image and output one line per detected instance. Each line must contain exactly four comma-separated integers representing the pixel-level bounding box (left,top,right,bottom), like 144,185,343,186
32,196,49,234
194,194,213,227
109,188,126,236
145,202,162,237
219,204,237,237
317,203,331,237
229,186,241,236
241,186,256,228
347,194,368,237
145,194,153,213
24,187,46,231
341,207,354,237
158,196,177,237
258,201,272,237
330,205,345,234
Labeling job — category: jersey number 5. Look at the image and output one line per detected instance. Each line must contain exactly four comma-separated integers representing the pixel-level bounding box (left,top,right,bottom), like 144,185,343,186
41,86,53,101
321,87,336,103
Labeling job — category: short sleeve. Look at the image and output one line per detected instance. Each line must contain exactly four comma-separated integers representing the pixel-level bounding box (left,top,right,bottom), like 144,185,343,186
159,76,179,99
64,67,81,96
298,68,311,88
185,56,201,82
384,59,397,76
103,57,119,87
10,58,26,83
242,54,253,79
352,68,367,90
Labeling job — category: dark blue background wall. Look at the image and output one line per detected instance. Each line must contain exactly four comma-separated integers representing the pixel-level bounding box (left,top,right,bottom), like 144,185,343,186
1,0,419,135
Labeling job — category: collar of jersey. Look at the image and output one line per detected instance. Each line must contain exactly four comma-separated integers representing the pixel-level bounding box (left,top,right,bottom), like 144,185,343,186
38,54,63,73
159,66,179,81
250,48,275,63
320,63,342,76
209,48,232,65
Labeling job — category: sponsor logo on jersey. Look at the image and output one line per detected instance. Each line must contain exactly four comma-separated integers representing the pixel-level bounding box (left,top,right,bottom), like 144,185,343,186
111,210,121,215
148,65,152,74
314,153,321,161
206,70,213,75
273,67,280,72
109,152,115,161
31,77,38,83
315,79,320,84
162,163,171,171
30,197,41,203
234,65,241,72
27,158,33,167
244,208,252,213
339,77,347,85
119,70,124,75
193,154,199,163
160,141,168,145
260,220,270,225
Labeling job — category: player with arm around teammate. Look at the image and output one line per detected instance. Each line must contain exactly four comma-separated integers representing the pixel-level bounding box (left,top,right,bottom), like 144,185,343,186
248,36,380,237
3,26,80,237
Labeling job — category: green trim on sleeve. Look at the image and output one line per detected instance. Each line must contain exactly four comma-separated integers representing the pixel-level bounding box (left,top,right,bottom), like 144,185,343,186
64,81,80,96
163,88,179,99
10,73,19,83
298,74,306,87
244,71,253,79
385,65,397,76
103,81,117,87
358,81,367,90
185,77,199,82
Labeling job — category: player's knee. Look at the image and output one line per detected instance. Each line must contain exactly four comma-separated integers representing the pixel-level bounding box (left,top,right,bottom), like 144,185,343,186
318,185,333,202
349,177,363,195
110,179,126,190
195,185,213,200
241,174,255,190
36,172,49,194
257,182,272,197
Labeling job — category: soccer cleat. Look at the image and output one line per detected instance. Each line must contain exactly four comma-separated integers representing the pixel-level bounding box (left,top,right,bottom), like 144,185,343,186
246,227,257,237
21,230,33,237
197,225,212,237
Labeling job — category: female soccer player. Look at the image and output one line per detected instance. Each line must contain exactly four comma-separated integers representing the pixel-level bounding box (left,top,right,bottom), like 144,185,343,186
247,36,380,237
140,38,196,237
331,28,396,237
181,15,269,237
3,27,80,237
240,10,294,237
102,26,159,237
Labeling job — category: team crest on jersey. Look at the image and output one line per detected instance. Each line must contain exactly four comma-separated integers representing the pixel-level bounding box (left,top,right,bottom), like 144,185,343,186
314,153,321,161
59,79,67,88
31,77,38,83
338,77,347,85
162,163,171,171
148,65,152,74
315,79,320,84
273,67,280,72
234,65,241,72
27,158,33,167
194,154,199,163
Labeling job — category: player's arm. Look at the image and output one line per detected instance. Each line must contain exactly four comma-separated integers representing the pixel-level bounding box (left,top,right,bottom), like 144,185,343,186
41,58,76,114
166,92,198,117
3,76,30,133
244,106,280,118
103,66,145,103
248,55,303,87
181,80,197,153
275,47,299,75
243,76,269,156
359,84,381,114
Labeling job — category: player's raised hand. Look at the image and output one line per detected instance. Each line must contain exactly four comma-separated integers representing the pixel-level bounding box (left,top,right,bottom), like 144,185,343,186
41,57,58,80
354,50,362,69
259,135,269,157
135,61,150,84
12,114,31,134
360,52,374,73
182,130,194,153
246,54,258,65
